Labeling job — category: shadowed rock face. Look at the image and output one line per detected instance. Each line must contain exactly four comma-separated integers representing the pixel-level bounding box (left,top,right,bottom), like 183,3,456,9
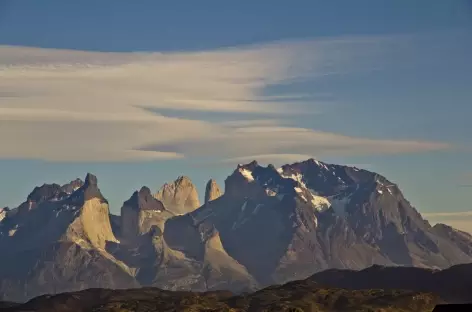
204,179,222,204
125,187,165,212
60,178,84,194
120,186,170,239
154,176,200,215
27,184,63,203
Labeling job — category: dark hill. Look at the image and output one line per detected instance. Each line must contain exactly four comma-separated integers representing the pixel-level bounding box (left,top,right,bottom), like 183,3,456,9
0,279,440,312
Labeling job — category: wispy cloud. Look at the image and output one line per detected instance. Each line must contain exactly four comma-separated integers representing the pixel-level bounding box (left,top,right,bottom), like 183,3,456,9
0,36,452,162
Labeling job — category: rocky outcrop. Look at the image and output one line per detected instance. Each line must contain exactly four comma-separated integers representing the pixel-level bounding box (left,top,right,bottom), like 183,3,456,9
60,178,84,194
120,186,171,240
154,176,200,215
204,179,222,204
198,222,257,291
0,207,8,222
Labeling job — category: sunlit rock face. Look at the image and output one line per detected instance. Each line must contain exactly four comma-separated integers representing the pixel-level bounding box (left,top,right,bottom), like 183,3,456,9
154,176,200,215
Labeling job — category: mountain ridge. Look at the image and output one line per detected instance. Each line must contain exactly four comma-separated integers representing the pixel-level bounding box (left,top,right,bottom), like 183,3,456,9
1,158,472,302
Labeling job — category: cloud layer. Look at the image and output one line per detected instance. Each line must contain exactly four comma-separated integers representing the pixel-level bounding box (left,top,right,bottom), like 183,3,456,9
0,37,450,162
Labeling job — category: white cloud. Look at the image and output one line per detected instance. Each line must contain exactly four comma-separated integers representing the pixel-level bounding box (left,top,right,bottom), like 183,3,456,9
0,37,451,162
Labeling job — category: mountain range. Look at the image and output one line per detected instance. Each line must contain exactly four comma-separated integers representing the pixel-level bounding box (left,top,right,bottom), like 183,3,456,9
1,158,472,303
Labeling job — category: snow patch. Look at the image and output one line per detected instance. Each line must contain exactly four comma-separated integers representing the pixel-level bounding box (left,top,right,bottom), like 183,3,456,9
377,190,383,194
294,187,303,193
300,194,307,202
239,168,254,182
316,161,329,170
280,171,307,188
310,195,331,211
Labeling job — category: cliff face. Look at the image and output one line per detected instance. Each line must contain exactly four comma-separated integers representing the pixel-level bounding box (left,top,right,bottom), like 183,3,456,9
154,176,200,215
0,174,137,302
61,174,118,250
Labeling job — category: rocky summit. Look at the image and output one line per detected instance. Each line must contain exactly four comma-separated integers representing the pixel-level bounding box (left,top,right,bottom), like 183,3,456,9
2,158,472,303
204,179,223,204
154,176,201,215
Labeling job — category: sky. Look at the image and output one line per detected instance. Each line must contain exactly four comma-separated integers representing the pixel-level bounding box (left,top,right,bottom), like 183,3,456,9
0,1,471,231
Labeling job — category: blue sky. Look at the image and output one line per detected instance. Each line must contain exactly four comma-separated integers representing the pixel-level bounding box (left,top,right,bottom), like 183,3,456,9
0,1,471,230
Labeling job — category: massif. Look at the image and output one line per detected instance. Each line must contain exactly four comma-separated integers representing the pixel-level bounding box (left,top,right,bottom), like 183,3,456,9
2,158,472,305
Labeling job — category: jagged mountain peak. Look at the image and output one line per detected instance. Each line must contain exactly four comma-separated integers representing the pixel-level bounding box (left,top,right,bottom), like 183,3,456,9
139,185,152,196
205,179,223,204
124,186,165,212
26,183,64,203
237,160,259,169
22,178,85,207
67,173,106,204
61,178,84,195
84,173,98,187
121,186,171,239
155,176,200,215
